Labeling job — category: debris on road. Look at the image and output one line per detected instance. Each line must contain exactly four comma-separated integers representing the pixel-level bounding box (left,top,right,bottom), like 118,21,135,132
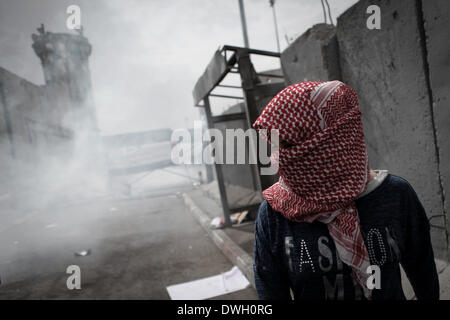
210,210,250,229
74,249,92,257
166,266,250,300
210,216,224,229
232,210,249,225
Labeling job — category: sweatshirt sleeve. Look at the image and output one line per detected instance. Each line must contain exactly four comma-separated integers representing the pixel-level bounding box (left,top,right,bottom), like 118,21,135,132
253,201,291,300
400,184,440,300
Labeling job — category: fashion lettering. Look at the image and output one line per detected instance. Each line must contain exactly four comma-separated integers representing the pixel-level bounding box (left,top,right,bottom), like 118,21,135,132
285,227,395,299
285,227,393,273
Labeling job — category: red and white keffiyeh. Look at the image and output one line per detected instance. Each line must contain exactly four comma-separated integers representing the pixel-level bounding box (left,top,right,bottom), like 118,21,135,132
253,81,372,298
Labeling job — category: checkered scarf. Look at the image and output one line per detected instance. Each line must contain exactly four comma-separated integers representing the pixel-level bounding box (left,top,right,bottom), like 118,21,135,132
253,81,372,298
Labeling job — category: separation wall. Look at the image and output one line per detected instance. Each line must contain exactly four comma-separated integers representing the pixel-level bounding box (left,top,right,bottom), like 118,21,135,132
280,0,449,258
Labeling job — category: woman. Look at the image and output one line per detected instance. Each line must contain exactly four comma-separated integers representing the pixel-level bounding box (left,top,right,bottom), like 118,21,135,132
252,80,439,300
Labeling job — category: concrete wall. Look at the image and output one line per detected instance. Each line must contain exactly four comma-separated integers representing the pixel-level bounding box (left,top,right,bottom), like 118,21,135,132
279,0,449,258
281,23,341,85
0,67,74,162
336,0,447,257
0,67,46,162
422,0,450,236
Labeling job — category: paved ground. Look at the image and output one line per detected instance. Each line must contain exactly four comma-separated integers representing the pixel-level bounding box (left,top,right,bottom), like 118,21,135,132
0,166,257,299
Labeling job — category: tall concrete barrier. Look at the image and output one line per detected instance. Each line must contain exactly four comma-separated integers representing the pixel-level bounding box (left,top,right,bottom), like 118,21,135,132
337,0,447,257
281,23,341,85
422,0,450,237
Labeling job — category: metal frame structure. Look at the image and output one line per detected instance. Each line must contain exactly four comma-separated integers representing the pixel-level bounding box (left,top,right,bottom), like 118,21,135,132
193,45,285,227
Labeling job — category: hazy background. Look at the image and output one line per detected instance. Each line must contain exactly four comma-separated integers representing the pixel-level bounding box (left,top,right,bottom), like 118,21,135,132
0,0,358,135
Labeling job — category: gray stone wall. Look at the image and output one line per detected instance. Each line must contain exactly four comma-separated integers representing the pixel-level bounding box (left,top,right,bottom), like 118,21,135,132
0,67,46,161
422,0,450,238
336,0,446,257
281,23,341,85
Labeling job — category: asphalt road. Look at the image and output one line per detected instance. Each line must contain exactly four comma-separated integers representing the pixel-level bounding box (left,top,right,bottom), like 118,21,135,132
0,166,257,299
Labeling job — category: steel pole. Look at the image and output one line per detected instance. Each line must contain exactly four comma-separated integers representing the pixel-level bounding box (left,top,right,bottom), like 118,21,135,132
271,3,281,53
238,0,250,48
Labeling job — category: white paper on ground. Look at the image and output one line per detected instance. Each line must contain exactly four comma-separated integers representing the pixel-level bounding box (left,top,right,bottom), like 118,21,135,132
166,266,250,300
210,216,223,229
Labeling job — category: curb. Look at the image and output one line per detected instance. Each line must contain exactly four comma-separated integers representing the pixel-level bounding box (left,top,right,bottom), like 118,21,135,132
182,192,255,289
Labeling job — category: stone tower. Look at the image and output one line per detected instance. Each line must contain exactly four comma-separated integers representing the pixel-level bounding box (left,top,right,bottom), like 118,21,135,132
31,25,98,132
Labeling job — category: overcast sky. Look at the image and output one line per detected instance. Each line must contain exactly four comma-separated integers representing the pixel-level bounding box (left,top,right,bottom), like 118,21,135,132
0,0,357,135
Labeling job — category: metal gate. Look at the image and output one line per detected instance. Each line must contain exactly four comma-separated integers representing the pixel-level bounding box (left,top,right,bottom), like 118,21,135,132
193,45,285,227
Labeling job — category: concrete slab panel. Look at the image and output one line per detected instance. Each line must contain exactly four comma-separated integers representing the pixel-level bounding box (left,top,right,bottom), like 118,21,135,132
422,0,450,240
281,23,341,85
337,0,447,257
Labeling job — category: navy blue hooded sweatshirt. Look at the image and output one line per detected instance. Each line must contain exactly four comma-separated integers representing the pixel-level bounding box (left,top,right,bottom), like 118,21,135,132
254,174,439,300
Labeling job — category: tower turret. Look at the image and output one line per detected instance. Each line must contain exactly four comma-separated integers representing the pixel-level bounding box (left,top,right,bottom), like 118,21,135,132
32,24,97,131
